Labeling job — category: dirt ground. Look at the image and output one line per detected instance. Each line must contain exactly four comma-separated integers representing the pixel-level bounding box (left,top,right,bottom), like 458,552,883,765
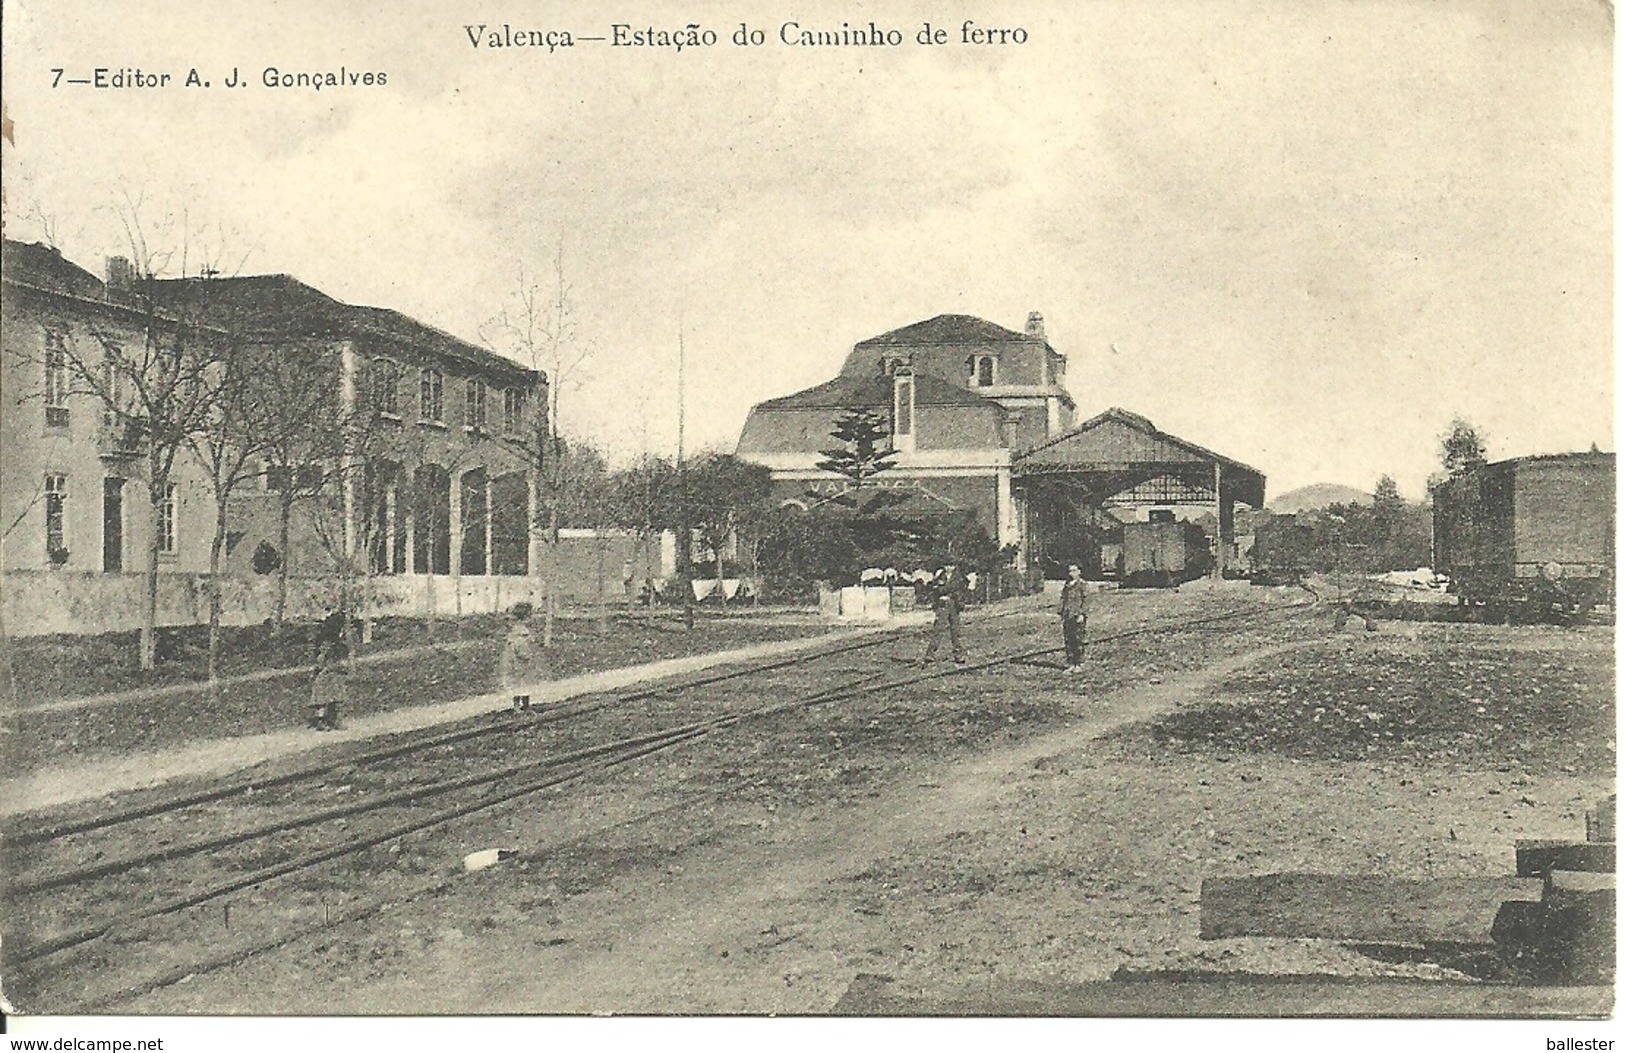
17,587,1614,1016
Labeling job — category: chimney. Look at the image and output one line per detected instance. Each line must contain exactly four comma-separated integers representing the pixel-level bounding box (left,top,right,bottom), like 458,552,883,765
1025,311,1045,340
106,256,135,296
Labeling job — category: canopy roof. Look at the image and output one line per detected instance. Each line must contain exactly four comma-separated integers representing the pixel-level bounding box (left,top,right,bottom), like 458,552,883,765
1014,408,1266,508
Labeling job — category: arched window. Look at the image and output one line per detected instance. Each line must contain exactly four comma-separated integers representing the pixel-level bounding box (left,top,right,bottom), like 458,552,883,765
968,354,997,387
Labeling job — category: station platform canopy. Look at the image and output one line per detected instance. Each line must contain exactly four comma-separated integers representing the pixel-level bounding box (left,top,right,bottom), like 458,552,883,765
1014,408,1266,509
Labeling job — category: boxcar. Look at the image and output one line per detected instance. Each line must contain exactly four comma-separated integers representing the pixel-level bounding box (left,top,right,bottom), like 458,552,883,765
1432,451,1614,621
1251,513,1315,585
1121,520,1212,587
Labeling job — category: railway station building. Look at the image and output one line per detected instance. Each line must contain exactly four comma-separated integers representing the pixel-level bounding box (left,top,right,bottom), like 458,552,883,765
0,237,564,636
735,312,1266,579
736,312,1077,552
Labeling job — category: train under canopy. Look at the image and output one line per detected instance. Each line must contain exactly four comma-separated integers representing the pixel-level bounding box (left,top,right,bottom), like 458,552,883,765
1014,408,1266,583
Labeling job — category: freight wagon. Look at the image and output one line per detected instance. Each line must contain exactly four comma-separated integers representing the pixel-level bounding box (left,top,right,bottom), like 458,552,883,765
1121,519,1212,588
1432,451,1614,622
1250,513,1315,585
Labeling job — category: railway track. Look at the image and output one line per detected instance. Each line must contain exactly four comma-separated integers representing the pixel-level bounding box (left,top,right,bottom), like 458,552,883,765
4,595,1317,1008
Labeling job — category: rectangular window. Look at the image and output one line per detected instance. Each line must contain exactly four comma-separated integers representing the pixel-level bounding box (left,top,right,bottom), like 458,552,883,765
157,482,178,555
44,473,67,561
103,357,123,427
503,388,527,433
894,376,914,437
45,331,69,427
295,464,324,491
420,368,444,422
465,379,487,431
373,358,400,416
265,465,291,492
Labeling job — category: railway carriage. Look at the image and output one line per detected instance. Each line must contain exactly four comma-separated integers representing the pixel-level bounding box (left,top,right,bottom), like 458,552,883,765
1432,451,1614,622
1250,513,1315,586
1120,519,1212,588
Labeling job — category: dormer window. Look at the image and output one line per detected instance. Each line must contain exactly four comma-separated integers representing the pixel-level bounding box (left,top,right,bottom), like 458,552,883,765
968,354,997,388
881,355,908,376
892,373,915,453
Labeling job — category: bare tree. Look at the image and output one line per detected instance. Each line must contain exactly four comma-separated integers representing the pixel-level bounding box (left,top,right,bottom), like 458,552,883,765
188,344,270,684
239,344,349,627
4,217,237,669
482,239,592,647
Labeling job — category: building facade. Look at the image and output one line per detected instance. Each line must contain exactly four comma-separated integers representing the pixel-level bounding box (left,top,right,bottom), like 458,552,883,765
2,240,218,581
1,239,549,636
152,274,547,587
736,312,1077,551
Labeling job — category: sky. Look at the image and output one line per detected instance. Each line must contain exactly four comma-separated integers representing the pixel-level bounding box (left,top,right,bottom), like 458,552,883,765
1,0,1612,502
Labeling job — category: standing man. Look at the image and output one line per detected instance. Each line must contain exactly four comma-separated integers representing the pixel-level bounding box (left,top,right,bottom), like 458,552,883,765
1059,563,1090,674
919,563,968,666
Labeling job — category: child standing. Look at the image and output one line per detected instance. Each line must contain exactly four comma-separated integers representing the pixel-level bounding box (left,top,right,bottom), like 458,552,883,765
308,640,350,731
501,602,539,711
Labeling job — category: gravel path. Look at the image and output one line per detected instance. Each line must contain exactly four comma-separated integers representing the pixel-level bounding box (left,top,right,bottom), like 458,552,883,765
0,620,914,818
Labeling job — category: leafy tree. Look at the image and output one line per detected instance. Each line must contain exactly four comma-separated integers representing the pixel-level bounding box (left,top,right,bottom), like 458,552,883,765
684,453,773,607
607,454,681,616
1440,417,1488,478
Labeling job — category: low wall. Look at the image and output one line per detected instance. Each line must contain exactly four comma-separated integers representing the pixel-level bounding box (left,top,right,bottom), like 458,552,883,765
824,586,919,621
3,566,636,638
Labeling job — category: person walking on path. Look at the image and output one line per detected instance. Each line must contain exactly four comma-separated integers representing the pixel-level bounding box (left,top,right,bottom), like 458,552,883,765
1059,563,1090,674
918,563,968,666
501,602,544,711
308,640,350,731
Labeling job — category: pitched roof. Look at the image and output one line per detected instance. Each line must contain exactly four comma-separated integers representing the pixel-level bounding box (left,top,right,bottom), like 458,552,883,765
1016,407,1267,505
150,275,537,381
854,314,1035,348
2,239,108,300
754,371,995,411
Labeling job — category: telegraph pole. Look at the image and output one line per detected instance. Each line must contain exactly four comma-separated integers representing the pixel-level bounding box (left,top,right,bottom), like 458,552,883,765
677,322,694,630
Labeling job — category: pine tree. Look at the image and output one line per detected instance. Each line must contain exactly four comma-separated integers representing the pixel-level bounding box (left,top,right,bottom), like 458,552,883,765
814,406,898,514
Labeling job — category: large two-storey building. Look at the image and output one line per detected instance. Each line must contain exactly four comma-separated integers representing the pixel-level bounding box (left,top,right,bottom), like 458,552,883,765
151,273,546,585
736,312,1076,550
2,240,218,579
1,238,549,635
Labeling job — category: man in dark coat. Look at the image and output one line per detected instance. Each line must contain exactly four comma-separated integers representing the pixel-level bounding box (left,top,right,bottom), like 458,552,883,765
919,563,968,666
1059,562,1090,674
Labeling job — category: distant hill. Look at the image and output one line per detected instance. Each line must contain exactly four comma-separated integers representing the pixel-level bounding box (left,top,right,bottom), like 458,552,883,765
1268,484,1373,514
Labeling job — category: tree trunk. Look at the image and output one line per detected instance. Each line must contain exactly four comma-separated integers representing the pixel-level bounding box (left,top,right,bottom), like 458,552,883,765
543,505,559,647
207,498,228,687
641,528,654,624
0,532,17,716
715,545,726,610
274,492,294,627
141,545,160,669
141,482,162,671
595,534,607,633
